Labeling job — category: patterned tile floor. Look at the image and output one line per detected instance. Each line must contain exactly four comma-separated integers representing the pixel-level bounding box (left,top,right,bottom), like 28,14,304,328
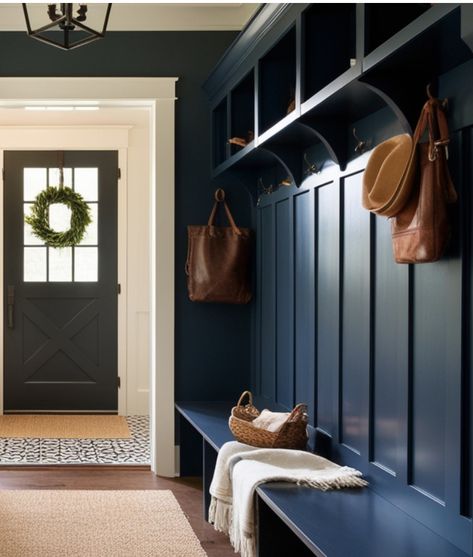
0,416,150,465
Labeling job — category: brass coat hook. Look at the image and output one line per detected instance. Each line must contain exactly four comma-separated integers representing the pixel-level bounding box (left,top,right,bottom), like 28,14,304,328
353,128,371,154
279,176,292,187
304,153,323,175
257,178,274,207
427,82,448,110
426,82,434,99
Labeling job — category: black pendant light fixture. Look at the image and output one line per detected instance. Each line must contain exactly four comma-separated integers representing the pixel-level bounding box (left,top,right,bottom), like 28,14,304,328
22,3,112,50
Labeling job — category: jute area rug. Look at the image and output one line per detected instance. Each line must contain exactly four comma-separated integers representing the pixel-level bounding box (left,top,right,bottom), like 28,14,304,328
0,415,131,439
0,490,207,557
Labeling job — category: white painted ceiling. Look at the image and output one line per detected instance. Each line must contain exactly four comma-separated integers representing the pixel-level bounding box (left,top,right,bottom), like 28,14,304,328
0,3,261,32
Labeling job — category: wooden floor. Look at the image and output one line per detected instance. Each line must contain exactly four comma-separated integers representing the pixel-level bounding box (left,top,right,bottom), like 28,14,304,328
0,466,235,557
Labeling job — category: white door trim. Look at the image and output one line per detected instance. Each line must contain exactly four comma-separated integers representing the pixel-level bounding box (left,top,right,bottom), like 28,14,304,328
0,77,178,477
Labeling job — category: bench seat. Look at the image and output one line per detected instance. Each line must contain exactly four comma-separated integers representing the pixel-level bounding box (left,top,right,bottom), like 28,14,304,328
176,401,468,557
257,483,469,557
175,401,233,451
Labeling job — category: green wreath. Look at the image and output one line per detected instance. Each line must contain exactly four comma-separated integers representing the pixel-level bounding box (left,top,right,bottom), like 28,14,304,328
25,186,92,248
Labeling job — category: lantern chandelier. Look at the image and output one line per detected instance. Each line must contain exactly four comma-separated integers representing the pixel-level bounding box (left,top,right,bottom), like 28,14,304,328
22,3,112,51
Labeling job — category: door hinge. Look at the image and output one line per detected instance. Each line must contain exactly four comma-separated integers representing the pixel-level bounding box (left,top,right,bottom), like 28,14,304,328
117,376,121,388
117,283,121,294
117,167,121,180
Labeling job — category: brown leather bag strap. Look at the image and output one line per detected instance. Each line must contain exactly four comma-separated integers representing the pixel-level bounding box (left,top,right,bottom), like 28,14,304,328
207,188,242,236
423,99,457,204
429,102,450,160
207,201,219,226
412,100,431,145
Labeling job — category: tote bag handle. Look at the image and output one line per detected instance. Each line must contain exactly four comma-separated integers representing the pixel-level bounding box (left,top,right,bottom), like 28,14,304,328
207,188,242,236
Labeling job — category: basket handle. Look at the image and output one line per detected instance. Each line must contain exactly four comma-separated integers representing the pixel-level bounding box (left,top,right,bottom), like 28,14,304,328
287,403,308,422
237,390,253,407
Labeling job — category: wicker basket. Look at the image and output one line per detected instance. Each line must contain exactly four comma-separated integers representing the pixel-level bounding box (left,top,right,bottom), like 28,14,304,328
229,391,308,450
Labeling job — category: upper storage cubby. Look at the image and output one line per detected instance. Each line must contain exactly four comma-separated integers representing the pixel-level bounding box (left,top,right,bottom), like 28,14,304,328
212,97,228,168
259,27,297,135
230,70,255,156
204,3,473,193
302,4,356,101
364,4,431,55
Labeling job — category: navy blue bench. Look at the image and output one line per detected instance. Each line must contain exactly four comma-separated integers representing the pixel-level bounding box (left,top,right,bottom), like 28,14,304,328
176,402,468,557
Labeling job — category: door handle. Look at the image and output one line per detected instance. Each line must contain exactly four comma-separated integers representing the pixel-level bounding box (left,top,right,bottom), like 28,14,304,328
7,285,14,329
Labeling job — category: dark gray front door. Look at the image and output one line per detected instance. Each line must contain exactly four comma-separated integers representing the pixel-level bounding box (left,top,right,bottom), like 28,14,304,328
4,151,118,412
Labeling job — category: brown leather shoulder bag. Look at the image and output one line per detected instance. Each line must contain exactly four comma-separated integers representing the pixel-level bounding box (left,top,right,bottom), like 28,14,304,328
185,189,252,304
391,97,457,264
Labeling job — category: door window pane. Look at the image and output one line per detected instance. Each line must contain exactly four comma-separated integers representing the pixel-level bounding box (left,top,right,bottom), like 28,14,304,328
75,168,98,201
79,203,98,245
24,247,47,282
24,204,44,245
74,247,98,282
24,168,47,201
49,247,72,282
22,165,99,283
49,203,71,232
48,168,72,188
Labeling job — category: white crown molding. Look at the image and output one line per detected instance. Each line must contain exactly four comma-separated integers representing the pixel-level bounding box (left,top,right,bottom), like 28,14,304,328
0,3,260,32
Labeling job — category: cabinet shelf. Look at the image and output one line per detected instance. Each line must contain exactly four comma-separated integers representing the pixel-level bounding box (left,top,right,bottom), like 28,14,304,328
259,26,297,135
364,5,468,74
230,70,255,157
364,3,431,56
207,3,473,200
362,4,472,129
212,97,228,168
257,110,300,146
212,140,256,179
302,4,357,102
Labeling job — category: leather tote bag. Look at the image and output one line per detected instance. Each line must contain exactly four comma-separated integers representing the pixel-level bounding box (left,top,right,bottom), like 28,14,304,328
391,96,457,264
185,189,252,304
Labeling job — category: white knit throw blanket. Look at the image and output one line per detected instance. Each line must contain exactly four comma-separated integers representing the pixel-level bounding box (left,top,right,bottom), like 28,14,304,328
208,441,367,557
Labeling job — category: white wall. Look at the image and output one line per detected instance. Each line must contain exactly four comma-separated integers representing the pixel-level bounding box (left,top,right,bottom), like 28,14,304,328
0,107,150,415
123,110,150,415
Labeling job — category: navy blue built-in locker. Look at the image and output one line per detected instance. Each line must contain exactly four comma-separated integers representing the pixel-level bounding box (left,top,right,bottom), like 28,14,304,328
254,115,472,552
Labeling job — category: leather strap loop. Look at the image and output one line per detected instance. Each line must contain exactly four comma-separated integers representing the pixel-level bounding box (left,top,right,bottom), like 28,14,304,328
207,189,242,236
215,188,225,202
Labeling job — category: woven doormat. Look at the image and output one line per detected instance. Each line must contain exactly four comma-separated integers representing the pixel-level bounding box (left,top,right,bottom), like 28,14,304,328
0,490,207,557
0,415,131,439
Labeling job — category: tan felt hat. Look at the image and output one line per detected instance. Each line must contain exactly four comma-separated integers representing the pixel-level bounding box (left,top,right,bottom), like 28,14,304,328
362,133,417,217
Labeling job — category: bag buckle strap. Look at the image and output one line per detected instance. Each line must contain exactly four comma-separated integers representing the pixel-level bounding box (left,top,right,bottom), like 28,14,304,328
429,139,450,162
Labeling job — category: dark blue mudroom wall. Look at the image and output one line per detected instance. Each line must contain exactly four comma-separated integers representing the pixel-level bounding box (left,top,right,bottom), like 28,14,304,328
252,58,473,554
200,3,473,550
0,31,252,402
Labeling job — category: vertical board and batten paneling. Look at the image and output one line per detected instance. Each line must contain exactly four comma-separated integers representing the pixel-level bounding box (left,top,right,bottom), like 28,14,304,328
259,205,276,403
294,190,316,423
276,199,294,409
254,127,472,552
469,130,473,552
411,260,461,503
316,181,339,437
340,172,371,458
372,215,409,479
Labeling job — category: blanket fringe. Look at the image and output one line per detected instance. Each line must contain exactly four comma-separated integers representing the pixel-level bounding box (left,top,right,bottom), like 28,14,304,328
232,532,255,557
297,469,368,491
208,496,233,534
